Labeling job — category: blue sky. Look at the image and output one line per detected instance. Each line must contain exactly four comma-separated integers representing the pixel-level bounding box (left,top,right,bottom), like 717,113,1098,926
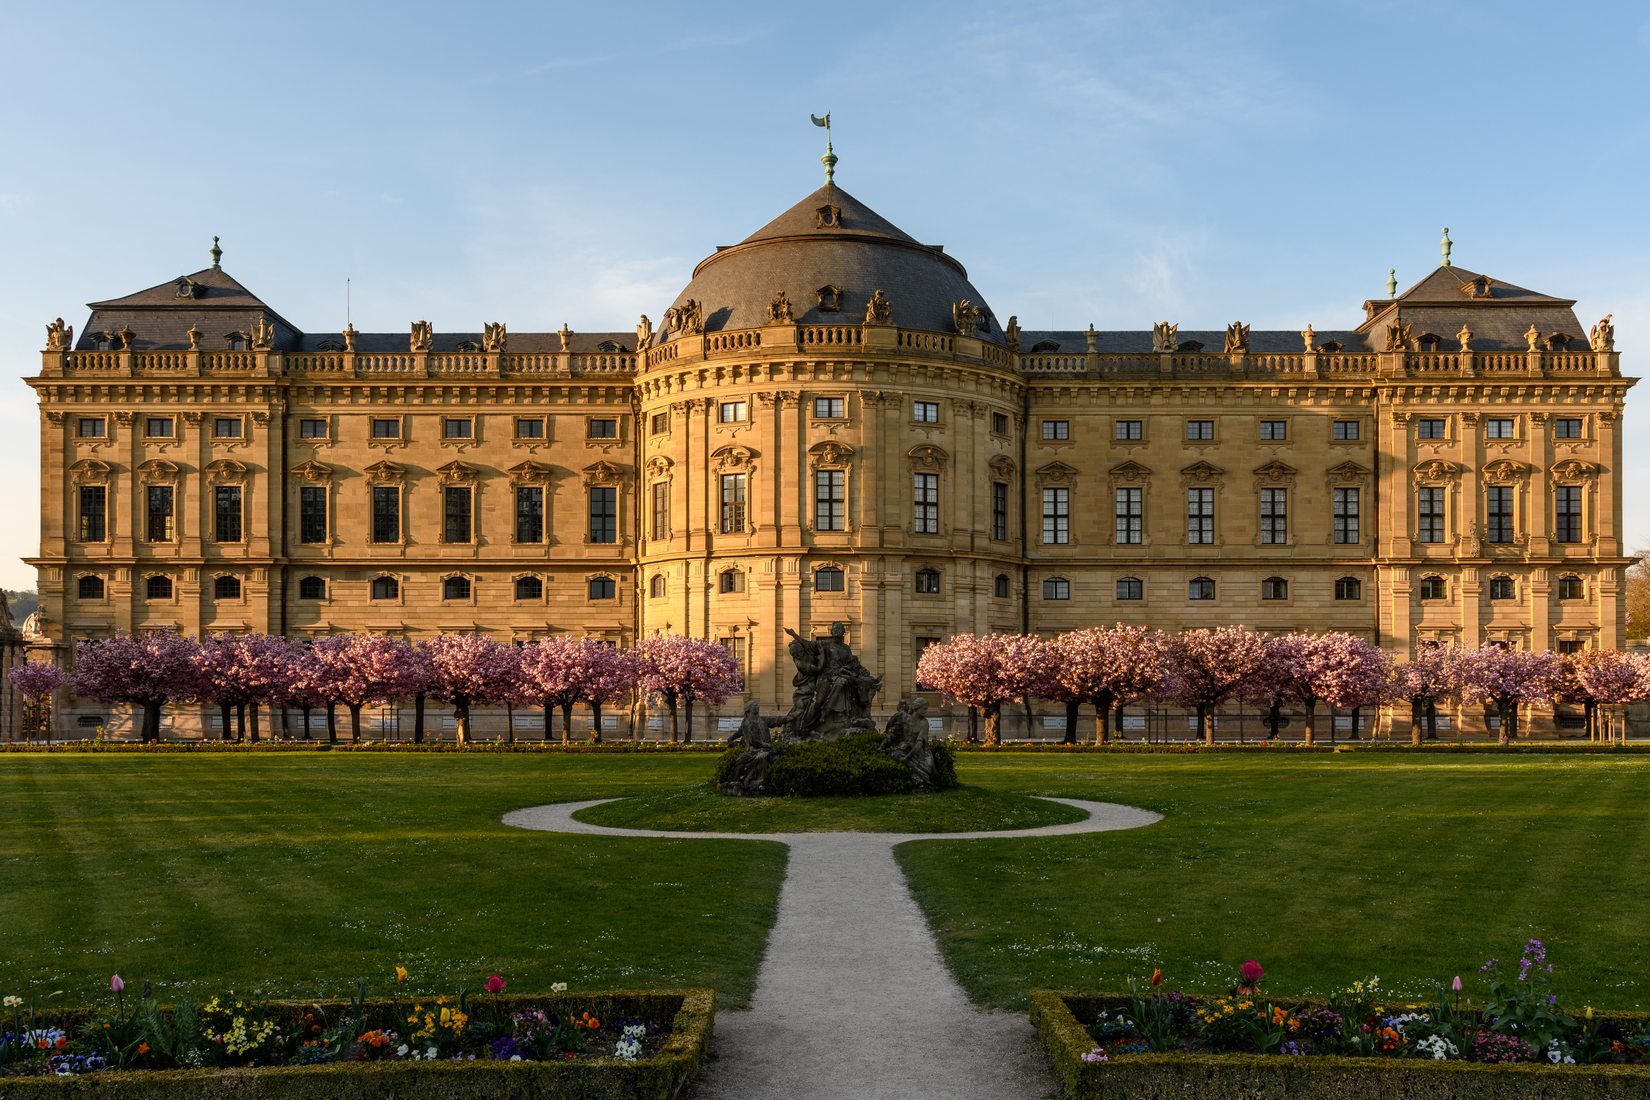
1,0,1646,592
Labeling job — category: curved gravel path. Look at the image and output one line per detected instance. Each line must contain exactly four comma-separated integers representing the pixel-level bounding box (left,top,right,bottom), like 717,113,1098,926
503,797,1160,1100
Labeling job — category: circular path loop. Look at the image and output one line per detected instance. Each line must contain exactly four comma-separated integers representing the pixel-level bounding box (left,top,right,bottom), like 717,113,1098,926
503,797,1161,1100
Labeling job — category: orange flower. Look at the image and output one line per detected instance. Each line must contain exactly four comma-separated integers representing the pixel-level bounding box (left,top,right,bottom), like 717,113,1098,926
1150,968,1163,986
1271,1006,1287,1025
137,1042,150,1055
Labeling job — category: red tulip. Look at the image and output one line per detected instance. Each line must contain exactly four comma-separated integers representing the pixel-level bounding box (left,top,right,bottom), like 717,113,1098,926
1150,968,1163,986
484,974,507,994
1239,960,1264,984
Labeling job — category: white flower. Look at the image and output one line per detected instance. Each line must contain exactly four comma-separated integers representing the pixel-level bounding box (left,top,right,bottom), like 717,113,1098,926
510,1054,522,1062
551,982,568,993
426,1046,438,1060
2,995,20,1007
396,1044,408,1057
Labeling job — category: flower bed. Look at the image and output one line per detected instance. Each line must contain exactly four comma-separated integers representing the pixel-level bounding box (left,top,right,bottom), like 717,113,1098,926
1031,943,1650,1099
0,986,713,1098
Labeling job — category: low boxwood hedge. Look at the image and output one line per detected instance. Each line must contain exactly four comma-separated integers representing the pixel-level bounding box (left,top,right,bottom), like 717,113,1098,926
716,731,960,797
0,990,712,1099
1032,991,1650,1099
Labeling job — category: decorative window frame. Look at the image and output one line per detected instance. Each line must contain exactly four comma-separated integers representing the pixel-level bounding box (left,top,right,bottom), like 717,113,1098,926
143,572,177,603
513,416,547,444
1486,573,1518,602
908,445,948,537
716,566,748,596
812,560,849,595
365,462,406,546
211,572,246,603
648,573,668,600
210,414,248,446
439,415,478,449
1252,460,1297,548
1179,461,1225,549
291,460,336,550
1041,575,1072,601
75,573,109,602
295,575,329,601
585,571,620,602
1481,459,1530,551
367,415,405,449
1417,572,1450,603
440,571,478,605
1326,461,1370,548
369,572,405,604
1186,575,1217,602
808,442,854,534
137,459,182,544
1411,460,1460,548
913,565,943,597
1554,572,1586,601
1549,459,1597,547
436,461,480,546
1035,462,1078,547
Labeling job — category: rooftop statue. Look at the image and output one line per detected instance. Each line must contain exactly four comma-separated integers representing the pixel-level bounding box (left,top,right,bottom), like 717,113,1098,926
1590,314,1614,353
45,318,72,352
864,289,892,325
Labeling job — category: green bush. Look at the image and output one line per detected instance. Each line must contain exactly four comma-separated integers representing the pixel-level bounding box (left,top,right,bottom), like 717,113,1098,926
930,742,958,789
765,731,914,797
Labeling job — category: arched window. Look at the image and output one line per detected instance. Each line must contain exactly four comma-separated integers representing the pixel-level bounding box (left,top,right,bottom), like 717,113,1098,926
1042,577,1070,600
1556,575,1584,600
1488,576,1515,601
77,575,105,600
371,576,399,600
815,567,845,592
649,574,667,599
719,569,745,594
298,576,326,600
1116,576,1143,601
1188,576,1215,601
994,574,1010,599
1261,576,1288,601
145,575,173,600
515,576,543,601
443,576,472,601
213,575,242,601
588,576,616,600
1334,576,1362,600
1418,575,1446,601
915,568,941,594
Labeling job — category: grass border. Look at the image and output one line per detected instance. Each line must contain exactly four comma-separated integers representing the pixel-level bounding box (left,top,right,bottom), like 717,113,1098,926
1031,991,1650,1099
0,990,713,1099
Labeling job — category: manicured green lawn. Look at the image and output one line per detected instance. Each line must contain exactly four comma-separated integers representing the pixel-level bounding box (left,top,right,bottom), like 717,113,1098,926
897,752,1650,1011
576,783,1085,833
0,753,786,1009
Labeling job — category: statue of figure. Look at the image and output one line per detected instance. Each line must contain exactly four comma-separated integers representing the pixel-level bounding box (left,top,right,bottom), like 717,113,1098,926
1456,323,1473,352
667,299,703,336
720,701,789,795
1085,323,1098,353
186,325,201,351
343,324,358,352
1151,322,1178,353
1005,315,1021,351
782,621,881,740
483,322,507,353
558,323,573,352
116,324,135,350
1300,323,1316,352
45,318,72,352
864,289,892,325
1590,313,1615,352
1524,324,1541,352
952,300,981,336
636,314,653,350
1223,322,1250,354
410,320,433,352
767,290,794,324
881,698,939,790
1385,322,1413,352
250,313,275,351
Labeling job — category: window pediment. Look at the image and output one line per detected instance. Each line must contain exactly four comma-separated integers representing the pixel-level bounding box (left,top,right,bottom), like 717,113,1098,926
1180,460,1225,483
907,444,949,470
437,459,479,484
1550,459,1597,482
508,459,551,483
1326,460,1370,483
644,455,674,478
1036,461,1078,486
1483,459,1529,483
365,460,405,485
711,445,758,472
583,460,631,485
69,458,112,483
1252,460,1297,485
1109,461,1151,484
808,440,853,469
988,454,1016,480
137,458,180,480
1413,459,1459,483
291,459,333,483
205,458,248,483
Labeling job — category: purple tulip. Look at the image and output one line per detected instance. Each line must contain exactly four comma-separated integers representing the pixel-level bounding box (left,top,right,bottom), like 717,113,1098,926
110,974,124,994
1451,975,1463,993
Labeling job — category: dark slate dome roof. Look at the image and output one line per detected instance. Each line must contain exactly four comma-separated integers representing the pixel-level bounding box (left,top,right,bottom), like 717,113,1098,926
660,185,1001,342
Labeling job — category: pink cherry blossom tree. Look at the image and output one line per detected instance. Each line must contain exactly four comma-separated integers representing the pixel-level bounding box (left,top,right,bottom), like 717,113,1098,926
8,660,70,742
191,633,295,742
1394,644,1466,745
1457,644,1563,745
1046,625,1169,744
1252,632,1390,746
914,633,1048,747
1558,649,1649,741
581,643,637,744
1161,626,1270,745
1311,634,1393,743
422,633,521,745
312,633,421,742
71,630,204,742
518,636,588,744
278,641,334,741
635,633,741,743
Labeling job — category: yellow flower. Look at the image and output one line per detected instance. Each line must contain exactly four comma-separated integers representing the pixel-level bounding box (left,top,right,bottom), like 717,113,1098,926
395,966,408,984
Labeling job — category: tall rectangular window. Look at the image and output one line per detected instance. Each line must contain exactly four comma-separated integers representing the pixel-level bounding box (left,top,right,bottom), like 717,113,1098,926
516,486,544,543
146,485,174,542
815,470,845,531
992,412,1009,435
991,482,1008,541
1260,488,1287,545
299,485,327,544
78,485,107,541
1186,487,1214,544
1042,487,1069,544
1486,486,1514,543
720,473,747,534
1332,487,1360,544
1417,487,1445,543
1555,486,1582,543
214,486,243,542
443,485,473,543
371,486,401,543
1115,487,1142,545
914,473,939,534
650,482,669,540
650,412,669,435
589,487,617,544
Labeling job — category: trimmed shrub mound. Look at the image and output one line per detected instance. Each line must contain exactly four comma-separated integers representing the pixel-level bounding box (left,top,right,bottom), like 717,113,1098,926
715,731,958,797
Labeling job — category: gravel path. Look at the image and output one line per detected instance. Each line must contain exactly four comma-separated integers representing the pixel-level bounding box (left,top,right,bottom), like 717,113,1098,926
503,797,1160,1100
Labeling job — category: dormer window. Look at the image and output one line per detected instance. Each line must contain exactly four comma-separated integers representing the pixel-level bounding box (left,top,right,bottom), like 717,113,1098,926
456,340,482,353
1465,275,1493,299
815,203,842,228
315,340,344,352
816,284,842,312
1030,340,1061,353
224,332,249,350
174,277,201,299
1317,340,1344,353
596,340,625,353
87,332,114,350
1417,333,1443,352
1178,340,1205,352
1545,333,1573,351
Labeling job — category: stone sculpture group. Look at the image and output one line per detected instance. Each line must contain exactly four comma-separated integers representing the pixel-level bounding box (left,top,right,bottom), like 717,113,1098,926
720,621,941,796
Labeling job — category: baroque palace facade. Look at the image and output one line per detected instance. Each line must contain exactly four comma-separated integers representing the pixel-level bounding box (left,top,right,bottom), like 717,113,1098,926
25,181,1635,736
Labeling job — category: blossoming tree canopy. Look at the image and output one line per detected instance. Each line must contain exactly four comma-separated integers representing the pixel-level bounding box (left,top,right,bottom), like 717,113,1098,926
914,632,1049,745
519,637,638,742
192,633,296,742
1396,644,1466,743
1045,625,1168,744
421,633,521,744
1457,644,1564,744
1161,626,1270,744
635,633,741,742
8,660,68,701
70,630,204,742
311,633,426,741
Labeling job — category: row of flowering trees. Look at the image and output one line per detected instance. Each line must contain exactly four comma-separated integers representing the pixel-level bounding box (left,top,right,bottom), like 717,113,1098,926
915,626,1650,747
6,631,743,744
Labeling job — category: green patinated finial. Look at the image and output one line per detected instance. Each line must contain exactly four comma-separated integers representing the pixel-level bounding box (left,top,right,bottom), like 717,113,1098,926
811,112,836,185
210,235,222,269
1441,227,1452,268
1387,268,1397,299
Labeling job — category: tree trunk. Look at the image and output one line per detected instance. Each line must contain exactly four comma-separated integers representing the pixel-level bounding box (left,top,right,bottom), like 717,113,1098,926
666,695,680,743
561,703,574,746
1200,704,1214,746
1497,700,1513,746
1303,700,1317,747
219,703,233,742
590,700,604,744
684,698,695,744
1093,694,1114,745
1426,700,1440,741
1585,700,1597,742
983,703,1001,747
235,704,247,743
504,701,515,744
326,702,337,744
300,706,312,741
414,693,426,744
1062,699,1079,745
249,703,260,744
1348,706,1362,740
1410,699,1423,747
143,700,163,743
454,698,470,746
348,703,363,742
542,696,554,743
967,707,979,744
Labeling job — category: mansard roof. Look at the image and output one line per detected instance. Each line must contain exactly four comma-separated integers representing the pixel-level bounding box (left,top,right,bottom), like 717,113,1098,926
79,265,302,352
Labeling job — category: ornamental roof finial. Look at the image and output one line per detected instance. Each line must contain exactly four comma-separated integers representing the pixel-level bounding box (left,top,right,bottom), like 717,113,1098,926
1387,268,1397,300
811,112,836,185
210,235,222,269
1441,227,1452,268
